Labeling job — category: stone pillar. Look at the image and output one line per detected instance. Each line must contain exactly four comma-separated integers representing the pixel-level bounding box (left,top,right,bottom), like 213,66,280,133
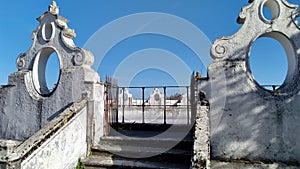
192,91,210,169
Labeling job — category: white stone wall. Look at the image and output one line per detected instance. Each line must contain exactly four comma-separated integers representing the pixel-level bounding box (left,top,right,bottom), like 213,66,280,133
201,0,300,164
0,2,101,141
20,105,87,169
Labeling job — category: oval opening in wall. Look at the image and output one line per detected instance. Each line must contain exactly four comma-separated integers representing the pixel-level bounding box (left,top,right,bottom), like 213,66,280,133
261,0,280,21
32,47,60,96
249,36,288,91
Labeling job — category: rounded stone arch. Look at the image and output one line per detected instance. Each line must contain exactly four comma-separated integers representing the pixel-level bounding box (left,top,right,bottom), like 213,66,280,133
32,47,61,96
246,31,298,93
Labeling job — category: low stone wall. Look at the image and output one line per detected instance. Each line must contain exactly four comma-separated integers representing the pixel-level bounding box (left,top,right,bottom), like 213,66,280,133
0,100,88,169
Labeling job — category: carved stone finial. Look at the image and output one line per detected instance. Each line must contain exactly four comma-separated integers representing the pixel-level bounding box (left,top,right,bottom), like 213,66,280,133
49,1,59,15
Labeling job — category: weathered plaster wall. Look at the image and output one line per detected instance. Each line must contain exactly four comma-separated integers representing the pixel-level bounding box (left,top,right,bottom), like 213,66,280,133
0,68,100,140
0,99,89,169
0,3,105,168
20,103,87,169
0,2,103,141
198,0,300,165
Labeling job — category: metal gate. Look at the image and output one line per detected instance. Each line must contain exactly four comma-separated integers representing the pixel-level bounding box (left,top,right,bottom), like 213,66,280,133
104,75,118,135
104,74,197,134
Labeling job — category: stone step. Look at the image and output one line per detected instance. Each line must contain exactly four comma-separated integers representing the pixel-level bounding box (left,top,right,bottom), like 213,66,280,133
82,155,190,169
83,124,194,169
99,134,193,150
112,123,194,133
92,144,192,156
91,144,192,162
109,129,194,139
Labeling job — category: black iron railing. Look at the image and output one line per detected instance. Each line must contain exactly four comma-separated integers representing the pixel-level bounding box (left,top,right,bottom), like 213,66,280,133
104,76,118,134
105,85,192,128
117,86,191,125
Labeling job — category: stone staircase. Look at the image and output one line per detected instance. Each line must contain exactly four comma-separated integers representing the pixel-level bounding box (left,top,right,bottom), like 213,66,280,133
82,123,194,169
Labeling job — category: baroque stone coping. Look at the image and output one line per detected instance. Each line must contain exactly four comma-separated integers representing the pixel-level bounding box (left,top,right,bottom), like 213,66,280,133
210,0,300,95
4,99,87,163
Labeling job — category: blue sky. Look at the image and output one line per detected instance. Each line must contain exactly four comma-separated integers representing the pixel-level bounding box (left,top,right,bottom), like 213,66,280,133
1,0,300,88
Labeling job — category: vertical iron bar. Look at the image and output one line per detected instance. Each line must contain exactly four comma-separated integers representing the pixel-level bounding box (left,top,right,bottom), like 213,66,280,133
104,83,109,135
122,87,125,123
116,86,119,130
164,87,166,124
186,86,190,125
142,87,145,124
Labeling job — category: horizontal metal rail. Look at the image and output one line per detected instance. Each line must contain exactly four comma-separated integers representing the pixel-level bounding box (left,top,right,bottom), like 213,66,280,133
118,86,191,125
